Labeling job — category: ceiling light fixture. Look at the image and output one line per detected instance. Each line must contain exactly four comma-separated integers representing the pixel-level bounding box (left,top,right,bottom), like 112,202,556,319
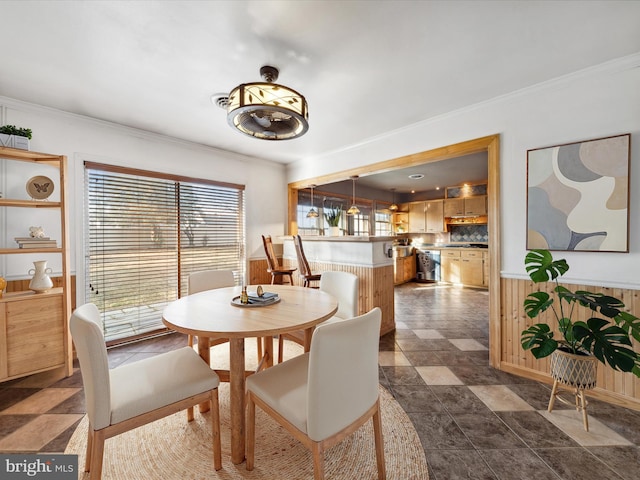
306,184,319,218
225,65,309,141
347,176,360,215
389,188,398,212
408,173,424,180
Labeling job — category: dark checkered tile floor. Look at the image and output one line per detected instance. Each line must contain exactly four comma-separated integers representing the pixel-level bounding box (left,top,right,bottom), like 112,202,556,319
1,283,639,479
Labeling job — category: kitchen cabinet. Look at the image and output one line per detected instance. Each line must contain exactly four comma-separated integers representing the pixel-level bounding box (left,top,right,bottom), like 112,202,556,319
460,250,483,286
439,248,487,288
483,251,489,286
443,195,487,217
444,198,464,217
464,196,487,215
408,203,425,232
0,147,72,382
440,250,461,283
394,254,416,285
425,200,444,233
408,200,444,233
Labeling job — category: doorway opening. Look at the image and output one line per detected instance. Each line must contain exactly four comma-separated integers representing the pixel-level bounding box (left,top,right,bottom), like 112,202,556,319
287,134,501,368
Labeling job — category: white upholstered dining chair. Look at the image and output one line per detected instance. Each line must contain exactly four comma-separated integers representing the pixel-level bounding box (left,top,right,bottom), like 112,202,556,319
247,307,385,480
188,268,266,360
278,270,358,362
70,303,222,479
186,269,236,348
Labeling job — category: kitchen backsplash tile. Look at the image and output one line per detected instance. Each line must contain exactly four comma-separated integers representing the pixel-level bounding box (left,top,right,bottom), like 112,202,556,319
450,225,488,243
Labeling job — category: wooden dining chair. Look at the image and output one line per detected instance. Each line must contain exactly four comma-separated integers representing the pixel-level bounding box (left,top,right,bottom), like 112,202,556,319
70,303,222,479
293,234,321,287
246,307,385,480
278,271,358,362
262,235,296,285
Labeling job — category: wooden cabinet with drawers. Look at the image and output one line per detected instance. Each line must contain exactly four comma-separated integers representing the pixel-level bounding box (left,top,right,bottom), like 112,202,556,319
440,248,488,288
460,250,484,286
0,289,66,379
440,250,461,284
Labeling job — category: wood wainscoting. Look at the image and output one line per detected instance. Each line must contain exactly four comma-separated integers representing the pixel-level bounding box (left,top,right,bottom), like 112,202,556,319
278,258,395,336
500,276,640,410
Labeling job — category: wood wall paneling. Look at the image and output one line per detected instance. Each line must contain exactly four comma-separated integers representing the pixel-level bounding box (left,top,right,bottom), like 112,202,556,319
500,277,640,410
281,259,395,336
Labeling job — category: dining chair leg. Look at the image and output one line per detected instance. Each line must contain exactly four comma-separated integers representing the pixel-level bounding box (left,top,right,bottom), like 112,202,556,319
246,393,256,471
89,429,105,480
187,406,194,422
373,402,386,480
84,424,93,472
211,390,222,470
312,442,325,480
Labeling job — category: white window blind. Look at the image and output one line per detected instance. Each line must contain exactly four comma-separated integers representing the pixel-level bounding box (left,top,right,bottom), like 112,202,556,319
85,163,245,343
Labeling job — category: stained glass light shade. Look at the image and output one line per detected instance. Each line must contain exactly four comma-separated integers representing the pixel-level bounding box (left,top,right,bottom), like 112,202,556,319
227,82,308,140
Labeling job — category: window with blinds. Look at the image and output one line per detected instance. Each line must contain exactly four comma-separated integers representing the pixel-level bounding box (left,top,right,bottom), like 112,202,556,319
85,163,245,343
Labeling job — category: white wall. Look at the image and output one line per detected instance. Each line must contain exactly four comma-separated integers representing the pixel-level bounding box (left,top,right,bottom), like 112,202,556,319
0,97,289,293
287,54,640,289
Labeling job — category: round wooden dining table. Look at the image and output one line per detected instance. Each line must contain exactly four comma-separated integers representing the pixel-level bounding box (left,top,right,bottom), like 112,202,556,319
162,284,338,465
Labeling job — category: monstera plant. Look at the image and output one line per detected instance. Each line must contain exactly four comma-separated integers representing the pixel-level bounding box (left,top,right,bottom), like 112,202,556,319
521,249,640,378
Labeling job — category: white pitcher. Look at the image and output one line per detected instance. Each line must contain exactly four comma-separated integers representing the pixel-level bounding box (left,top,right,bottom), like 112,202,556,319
28,260,54,293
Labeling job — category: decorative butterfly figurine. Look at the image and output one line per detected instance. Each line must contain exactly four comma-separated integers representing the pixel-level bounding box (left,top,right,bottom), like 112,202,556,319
34,182,50,193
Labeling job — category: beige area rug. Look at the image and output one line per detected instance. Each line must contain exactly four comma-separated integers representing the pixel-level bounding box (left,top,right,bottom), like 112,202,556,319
65,340,429,480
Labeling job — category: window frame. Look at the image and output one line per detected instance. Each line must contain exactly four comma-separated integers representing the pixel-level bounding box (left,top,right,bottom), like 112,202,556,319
84,162,245,345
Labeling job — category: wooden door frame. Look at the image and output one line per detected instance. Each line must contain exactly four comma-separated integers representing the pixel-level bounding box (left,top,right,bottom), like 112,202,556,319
288,134,501,368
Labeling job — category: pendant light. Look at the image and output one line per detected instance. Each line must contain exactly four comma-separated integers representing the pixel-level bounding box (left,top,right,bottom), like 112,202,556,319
389,188,398,212
306,184,319,218
347,176,360,215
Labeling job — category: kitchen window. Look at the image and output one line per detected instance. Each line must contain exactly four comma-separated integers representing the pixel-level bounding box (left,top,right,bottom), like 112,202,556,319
84,162,245,344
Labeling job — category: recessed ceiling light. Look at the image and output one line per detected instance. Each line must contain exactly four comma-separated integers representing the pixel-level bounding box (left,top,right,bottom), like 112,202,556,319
408,174,424,180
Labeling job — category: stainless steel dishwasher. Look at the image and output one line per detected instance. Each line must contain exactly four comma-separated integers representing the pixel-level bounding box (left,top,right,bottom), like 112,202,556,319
416,250,441,282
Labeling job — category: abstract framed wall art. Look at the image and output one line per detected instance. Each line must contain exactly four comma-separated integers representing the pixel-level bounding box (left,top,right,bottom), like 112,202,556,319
527,133,630,252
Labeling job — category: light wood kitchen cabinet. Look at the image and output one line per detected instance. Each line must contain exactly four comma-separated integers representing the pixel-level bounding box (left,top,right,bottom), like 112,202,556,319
408,203,426,232
460,250,483,286
440,248,487,287
394,254,416,285
444,198,464,217
464,195,487,215
483,251,489,286
0,147,72,383
440,250,461,283
443,196,487,217
425,200,444,233
408,201,444,233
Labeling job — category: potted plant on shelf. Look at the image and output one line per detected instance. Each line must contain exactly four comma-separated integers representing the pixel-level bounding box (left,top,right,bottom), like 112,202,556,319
0,124,32,150
521,249,640,428
323,205,342,236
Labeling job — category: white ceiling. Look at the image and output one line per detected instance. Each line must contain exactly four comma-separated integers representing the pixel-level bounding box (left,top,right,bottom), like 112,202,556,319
2,1,639,186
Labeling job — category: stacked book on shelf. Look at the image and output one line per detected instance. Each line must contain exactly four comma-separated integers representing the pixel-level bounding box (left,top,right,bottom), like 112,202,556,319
14,237,58,249
247,291,279,305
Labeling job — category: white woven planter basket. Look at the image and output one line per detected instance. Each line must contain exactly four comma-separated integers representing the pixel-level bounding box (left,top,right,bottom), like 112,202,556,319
550,349,598,389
